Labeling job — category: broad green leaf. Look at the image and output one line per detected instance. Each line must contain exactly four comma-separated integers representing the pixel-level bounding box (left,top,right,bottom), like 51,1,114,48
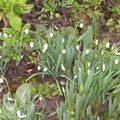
7,13,22,31
16,83,31,103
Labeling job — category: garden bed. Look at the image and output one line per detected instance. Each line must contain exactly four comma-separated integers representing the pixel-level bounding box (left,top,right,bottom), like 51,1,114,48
0,0,120,120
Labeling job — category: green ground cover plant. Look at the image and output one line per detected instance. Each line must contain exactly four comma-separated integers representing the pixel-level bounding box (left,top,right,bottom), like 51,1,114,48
0,0,33,30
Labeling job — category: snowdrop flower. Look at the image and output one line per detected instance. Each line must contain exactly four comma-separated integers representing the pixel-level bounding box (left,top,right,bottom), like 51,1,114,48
0,32,2,37
3,33,8,38
85,49,89,55
87,69,90,75
43,43,48,53
0,56,2,59
88,62,91,67
79,67,81,71
62,38,64,43
9,34,12,37
50,32,53,38
106,42,110,48
39,96,43,101
102,64,106,71
7,97,14,101
62,87,65,93
17,111,26,118
24,29,29,34
61,64,65,71
95,39,99,45
62,49,66,54
97,116,100,120
43,67,47,72
37,66,41,70
74,75,78,79
115,59,119,64
0,78,3,84
96,66,99,70
30,42,34,48
80,23,84,28
76,45,79,50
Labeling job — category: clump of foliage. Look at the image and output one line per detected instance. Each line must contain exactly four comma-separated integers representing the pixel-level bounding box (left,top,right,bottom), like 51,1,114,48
31,82,59,98
33,25,79,78
57,32,120,119
0,0,33,30
0,23,32,76
0,83,41,120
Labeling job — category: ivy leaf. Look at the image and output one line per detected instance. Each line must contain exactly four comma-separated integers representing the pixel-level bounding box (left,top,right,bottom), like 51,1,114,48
7,13,22,31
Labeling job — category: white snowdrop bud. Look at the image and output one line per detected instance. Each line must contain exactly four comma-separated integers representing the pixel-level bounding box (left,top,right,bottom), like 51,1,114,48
37,66,41,70
9,34,12,37
25,29,29,34
43,43,48,53
96,66,99,70
76,45,79,50
102,64,106,71
106,42,110,48
39,96,43,101
7,97,14,101
88,63,91,67
80,23,84,28
43,67,47,72
0,78,4,84
30,42,34,48
86,49,89,55
3,33,8,38
74,75,78,79
62,38,65,43
61,64,65,71
115,59,119,64
17,110,26,118
62,49,66,54
95,39,99,45
87,69,90,75
50,32,53,38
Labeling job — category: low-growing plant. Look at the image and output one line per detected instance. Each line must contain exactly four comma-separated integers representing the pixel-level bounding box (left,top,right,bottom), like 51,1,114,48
0,83,44,120
33,25,80,78
0,23,32,76
31,82,59,98
57,38,120,119
0,0,33,30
